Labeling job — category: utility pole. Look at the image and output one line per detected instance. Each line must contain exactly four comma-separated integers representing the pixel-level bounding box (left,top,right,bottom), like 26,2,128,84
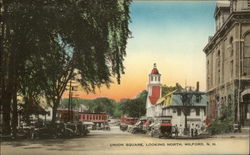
68,80,72,122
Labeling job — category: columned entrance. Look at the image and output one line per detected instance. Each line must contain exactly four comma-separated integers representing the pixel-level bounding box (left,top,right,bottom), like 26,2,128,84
241,89,250,126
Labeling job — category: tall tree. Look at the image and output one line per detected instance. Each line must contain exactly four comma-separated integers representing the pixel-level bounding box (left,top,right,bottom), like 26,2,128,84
1,0,131,134
120,90,148,118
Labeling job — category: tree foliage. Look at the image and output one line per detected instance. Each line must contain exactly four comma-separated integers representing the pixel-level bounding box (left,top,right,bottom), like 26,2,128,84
61,97,116,116
1,0,131,134
120,90,148,118
209,103,234,135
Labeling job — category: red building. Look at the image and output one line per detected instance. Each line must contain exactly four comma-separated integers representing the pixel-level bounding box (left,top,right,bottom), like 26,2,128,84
79,113,108,123
57,109,79,122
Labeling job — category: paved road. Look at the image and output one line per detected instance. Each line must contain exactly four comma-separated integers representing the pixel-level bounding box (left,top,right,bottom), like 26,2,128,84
1,126,249,155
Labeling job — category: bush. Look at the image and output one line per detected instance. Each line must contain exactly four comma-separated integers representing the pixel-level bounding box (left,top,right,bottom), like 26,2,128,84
208,104,234,135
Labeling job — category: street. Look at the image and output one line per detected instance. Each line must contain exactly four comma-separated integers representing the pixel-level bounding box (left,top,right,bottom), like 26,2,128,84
1,126,249,155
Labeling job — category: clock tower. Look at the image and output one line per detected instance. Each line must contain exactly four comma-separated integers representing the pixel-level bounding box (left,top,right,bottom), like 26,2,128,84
146,63,162,118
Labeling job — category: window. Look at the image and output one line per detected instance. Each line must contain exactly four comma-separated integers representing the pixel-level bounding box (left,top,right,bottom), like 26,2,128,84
244,33,250,57
177,109,181,116
151,76,153,81
218,69,220,84
196,108,200,116
230,49,233,57
230,60,234,77
230,37,234,57
243,33,250,75
196,95,201,103
230,37,233,45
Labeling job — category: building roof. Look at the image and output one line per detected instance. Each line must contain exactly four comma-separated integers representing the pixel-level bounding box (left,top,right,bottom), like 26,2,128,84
157,90,207,108
214,1,230,17
151,63,159,74
216,1,230,8
169,94,207,107
151,68,159,74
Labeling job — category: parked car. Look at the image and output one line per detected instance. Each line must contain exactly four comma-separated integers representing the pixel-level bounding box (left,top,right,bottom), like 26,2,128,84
130,118,147,134
64,122,89,137
150,117,172,138
120,115,138,131
17,123,35,139
32,123,58,139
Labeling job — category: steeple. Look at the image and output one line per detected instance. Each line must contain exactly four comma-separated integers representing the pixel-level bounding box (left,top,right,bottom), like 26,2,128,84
146,63,162,117
149,63,161,84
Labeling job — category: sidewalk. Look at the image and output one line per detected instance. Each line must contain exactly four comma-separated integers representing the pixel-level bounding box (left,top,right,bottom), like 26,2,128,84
211,132,249,138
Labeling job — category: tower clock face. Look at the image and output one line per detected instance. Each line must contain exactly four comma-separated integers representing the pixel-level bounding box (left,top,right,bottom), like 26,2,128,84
149,86,160,105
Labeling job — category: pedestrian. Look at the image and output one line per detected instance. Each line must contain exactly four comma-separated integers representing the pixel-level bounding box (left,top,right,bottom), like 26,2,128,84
195,124,198,137
179,124,183,136
174,125,178,137
190,123,194,137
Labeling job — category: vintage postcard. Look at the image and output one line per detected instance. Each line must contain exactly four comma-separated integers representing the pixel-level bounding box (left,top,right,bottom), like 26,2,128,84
1,0,249,155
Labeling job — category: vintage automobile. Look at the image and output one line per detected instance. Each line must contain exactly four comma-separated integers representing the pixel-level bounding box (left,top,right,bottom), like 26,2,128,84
64,122,89,137
149,117,172,138
32,123,59,139
129,118,147,134
17,122,36,139
30,122,88,139
120,115,138,131
143,119,153,134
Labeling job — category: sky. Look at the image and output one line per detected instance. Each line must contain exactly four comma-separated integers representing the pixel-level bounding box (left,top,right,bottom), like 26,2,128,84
63,1,216,101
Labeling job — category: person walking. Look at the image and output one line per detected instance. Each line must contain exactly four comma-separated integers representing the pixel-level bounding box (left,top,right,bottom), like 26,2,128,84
194,124,198,137
179,124,183,136
190,123,194,138
174,125,178,138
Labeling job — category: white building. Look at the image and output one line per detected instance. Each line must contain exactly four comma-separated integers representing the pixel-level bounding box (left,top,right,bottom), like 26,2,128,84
146,63,162,118
145,64,207,129
156,91,207,129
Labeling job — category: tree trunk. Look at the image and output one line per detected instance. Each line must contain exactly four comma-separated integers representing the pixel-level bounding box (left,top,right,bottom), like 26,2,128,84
51,98,60,124
0,0,11,135
52,104,57,124
2,92,11,135
11,85,18,137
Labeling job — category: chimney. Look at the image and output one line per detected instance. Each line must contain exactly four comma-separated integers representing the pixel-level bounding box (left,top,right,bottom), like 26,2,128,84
196,81,199,92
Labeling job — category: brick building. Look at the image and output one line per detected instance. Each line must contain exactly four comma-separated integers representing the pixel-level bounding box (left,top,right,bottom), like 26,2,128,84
203,0,250,126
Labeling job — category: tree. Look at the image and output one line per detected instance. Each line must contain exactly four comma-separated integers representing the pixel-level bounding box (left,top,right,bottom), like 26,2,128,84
113,102,122,118
120,90,148,118
61,97,116,116
0,0,131,134
176,90,205,135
